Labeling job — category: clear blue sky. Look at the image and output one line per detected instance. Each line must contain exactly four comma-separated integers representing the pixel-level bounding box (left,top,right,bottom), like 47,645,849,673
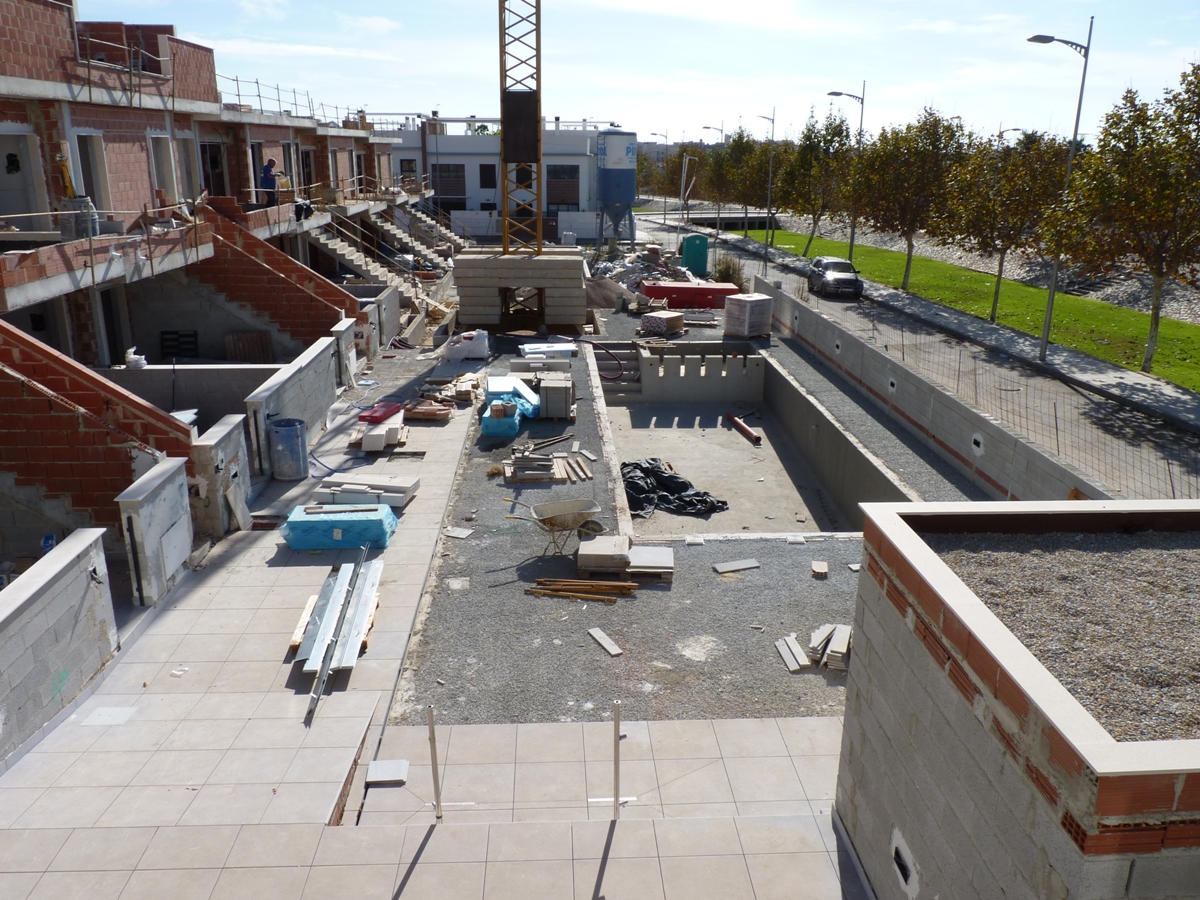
81,0,1198,144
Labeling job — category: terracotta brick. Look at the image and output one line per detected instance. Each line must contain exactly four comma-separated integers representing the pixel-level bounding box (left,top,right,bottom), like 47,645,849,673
865,554,886,590
941,606,970,656
1095,774,1178,817
947,658,979,703
1026,760,1059,806
862,517,882,555
1163,822,1200,849
1085,826,1166,855
995,668,1030,724
1178,774,1200,814
1061,810,1087,852
1043,726,1085,777
994,720,1020,761
884,579,908,616
965,635,1000,694
915,617,950,669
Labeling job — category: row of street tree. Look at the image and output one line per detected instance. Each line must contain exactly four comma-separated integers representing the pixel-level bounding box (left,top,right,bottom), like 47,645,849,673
638,64,1200,372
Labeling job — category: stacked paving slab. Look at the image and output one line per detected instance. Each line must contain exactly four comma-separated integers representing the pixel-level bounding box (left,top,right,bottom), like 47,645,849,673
455,248,587,327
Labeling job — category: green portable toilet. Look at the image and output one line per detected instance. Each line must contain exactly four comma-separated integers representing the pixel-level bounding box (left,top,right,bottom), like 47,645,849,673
680,234,709,278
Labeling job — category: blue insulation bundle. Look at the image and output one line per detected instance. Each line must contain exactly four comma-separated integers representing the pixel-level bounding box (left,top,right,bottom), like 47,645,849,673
280,504,399,550
480,404,522,438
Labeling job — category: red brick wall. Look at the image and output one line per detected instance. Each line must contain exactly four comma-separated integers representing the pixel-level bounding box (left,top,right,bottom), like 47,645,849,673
0,369,149,531
165,37,219,103
0,318,192,456
0,0,78,81
64,290,100,366
68,105,167,216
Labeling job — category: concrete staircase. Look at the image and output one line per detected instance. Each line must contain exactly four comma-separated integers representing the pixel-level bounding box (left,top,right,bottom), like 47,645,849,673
594,341,642,402
412,208,469,252
307,231,429,314
179,274,302,357
370,213,443,270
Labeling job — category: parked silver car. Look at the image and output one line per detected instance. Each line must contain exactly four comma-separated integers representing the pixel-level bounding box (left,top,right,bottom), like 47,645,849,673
808,257,864,299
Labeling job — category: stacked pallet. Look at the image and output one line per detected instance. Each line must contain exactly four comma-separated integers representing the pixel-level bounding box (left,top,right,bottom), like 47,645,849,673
403,398,452,421
807,623,852,669
455,248,587,327
313,474,419,509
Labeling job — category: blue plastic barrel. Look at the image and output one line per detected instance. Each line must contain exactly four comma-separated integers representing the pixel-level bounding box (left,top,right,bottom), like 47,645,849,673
268,418,308,481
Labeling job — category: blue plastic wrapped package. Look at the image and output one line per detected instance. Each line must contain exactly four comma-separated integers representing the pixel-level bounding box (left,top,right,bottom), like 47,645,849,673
280,504,399,550
480,403,521,438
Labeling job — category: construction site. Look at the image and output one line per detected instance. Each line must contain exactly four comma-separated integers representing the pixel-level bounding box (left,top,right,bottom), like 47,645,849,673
1,2,1198,899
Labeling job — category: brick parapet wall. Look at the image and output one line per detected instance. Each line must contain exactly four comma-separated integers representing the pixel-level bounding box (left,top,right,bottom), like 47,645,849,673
859,504,1200,859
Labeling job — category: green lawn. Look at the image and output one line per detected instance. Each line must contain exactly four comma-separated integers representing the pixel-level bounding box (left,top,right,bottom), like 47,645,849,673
744,229,1200,394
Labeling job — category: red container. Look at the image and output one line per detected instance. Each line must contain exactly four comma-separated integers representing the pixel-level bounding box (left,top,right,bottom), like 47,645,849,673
641,281,742,309
358,402,404,423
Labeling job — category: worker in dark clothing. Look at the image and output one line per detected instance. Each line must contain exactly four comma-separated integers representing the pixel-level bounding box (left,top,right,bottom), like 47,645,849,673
260,157,283,206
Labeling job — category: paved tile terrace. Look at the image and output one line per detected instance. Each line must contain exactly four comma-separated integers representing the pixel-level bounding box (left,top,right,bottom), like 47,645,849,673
0,351,874,898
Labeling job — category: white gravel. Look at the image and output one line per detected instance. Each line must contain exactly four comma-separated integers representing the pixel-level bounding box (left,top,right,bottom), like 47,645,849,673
924,530,1200,742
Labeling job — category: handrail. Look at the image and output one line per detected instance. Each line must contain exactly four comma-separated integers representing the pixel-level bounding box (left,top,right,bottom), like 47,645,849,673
216,73,317,118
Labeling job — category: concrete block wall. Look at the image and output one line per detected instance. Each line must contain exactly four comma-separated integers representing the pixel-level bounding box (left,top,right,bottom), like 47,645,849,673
754,276,1112,503
455,248,587,326
244,337,338,477
0,529,117,764
189,415,251,539
116,457,192,607
0,472,90,558
762,355,918,529
841,501,1200,900
343,283,401,349
637,341,764,404
123,270,303,364
101,364,279,435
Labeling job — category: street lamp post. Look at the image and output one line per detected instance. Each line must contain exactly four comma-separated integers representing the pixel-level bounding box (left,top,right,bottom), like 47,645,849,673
702,124,724,235
1029,17,1093,363
828,83,865,263
650,131,669,227
758,109,775,275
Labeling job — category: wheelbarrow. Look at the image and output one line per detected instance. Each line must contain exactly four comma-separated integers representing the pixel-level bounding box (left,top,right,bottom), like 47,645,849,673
505,497,603,554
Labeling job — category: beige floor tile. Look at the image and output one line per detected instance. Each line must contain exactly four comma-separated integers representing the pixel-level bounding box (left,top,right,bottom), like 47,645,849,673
119,694,202,721
390,861,484,899
402,808,514,826
362,781,430,813
232,719,311,750
0,828,73,871
515,723,584,763
587,803,663,821
208,585,271,609
744,852,842,899
723,757,805,803
162,719,248,751
27,870,130,900
221,568,280,589
438,764,515,805
653,817,742,857
711,718,788,758
486,821,572,861
192,608,255,635
651,758,734,806
648,721,720,760
357,810,422,827
444,725,517,765
660,803,740,819
129,749,225,786
376,726,433,761
583,720,653,762
245,608,304,634
281,747,357,783
377,563,430,585
117,867,220,900
87,721,178,754
261,587,318,610
0,753,81,789
735,800,815,818
31,722,105,754
118,634,184,664
0,872,41,900
209,866,308,900
228,632,293,662
658,854,755,900
258,781,342,824
359,630,411,660
93,663,164,694
93,785,197,827
572,818,659,859
13,786,123,828
313,825,406,866
144,661,222,694
792,756,840,801
346,659,403,691
141,610,201,635
300,716,369,749
301,864,397,899
776,717,844,757
186,692,266,720
272,567,333,588
210,660,289,693
584,759,659,802
48,826,155,871
399,822,489,863
136,824,240,869
176,783,275,826
574,856,665,900
512,762,586,804
311,690,380,719
735,815,827,854
483,859,574,900
208,748,298,784
0,788,45,828
171,633,240,662
510,806,589,822
254,693,317,719
226,822,323,867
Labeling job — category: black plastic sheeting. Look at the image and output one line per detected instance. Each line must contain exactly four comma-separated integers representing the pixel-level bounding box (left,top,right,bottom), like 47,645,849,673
621,458,730,519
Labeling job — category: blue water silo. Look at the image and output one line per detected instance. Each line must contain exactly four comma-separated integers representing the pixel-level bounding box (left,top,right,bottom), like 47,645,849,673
597,130,637,245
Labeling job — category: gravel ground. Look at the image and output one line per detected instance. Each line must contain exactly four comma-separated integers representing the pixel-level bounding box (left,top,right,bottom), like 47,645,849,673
598,306,984,504
923,530,1200,742
388,342,864,725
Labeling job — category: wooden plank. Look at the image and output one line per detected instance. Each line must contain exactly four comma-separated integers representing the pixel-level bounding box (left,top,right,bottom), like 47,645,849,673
226,486,252,532
564,461,578,484
783,635,811,670
588,627,623,656
526,588,618,605
580,449,598,462
571,441,581,453
290,593,320,651
303,506,379,514
713,558,760,575
776,638,803,673
575,458,593,480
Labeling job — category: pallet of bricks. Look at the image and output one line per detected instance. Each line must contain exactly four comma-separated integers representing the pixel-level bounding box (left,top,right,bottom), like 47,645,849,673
723,293,772,338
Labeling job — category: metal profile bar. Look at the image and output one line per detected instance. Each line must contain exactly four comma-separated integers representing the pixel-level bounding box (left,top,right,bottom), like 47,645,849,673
306,546,369,722
300,565,353,670
332,559,384,669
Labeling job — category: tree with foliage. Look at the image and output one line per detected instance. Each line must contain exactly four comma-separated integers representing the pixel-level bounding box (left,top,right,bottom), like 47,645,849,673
850,108,966,290
934,132,1068,322
701,146,735,234
1044,64,1200,372
636,151,659,198
725,128,758,236
777,108,852,258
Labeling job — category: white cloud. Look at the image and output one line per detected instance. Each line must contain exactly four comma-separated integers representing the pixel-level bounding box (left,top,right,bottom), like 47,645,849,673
335,14,402,35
